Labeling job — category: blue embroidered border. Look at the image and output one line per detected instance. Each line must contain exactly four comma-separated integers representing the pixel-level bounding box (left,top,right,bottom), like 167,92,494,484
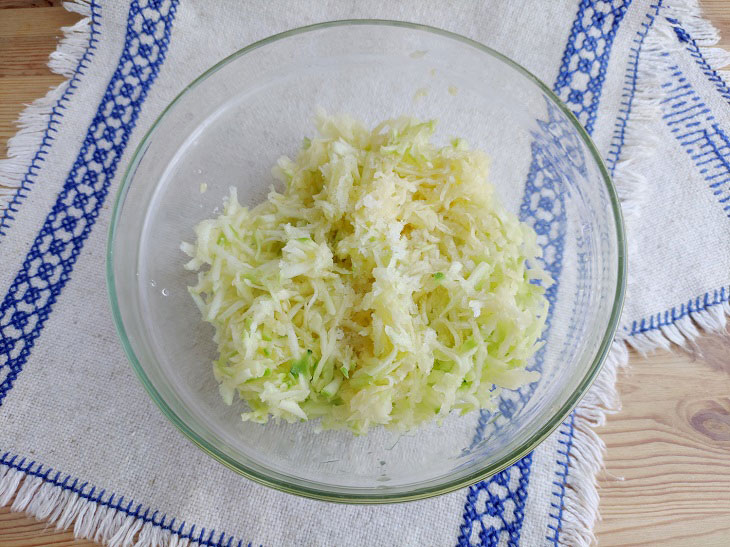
550,4,661,545
657,30,730,217
554,0,633,135
457,2,631,545
545,414,576,543
0,0,179,403
623,17,730,338
667,17,730,105
0,2,254,543
6,2,724,546
0,453,254,547
466,99,577,452
627,286,730,336
605,2,663,176
0,1,101,239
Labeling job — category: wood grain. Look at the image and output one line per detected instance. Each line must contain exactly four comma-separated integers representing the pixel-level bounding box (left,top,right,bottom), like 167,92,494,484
703,2,730,50
0,6,80,158
0,7,81,77
0,75,63,150
1,1,730,546
595,333,730,546
0,1,64,8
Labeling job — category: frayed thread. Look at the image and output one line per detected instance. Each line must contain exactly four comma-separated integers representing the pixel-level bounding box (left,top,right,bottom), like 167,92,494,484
557,341,627,547
625,300,730,354
556,2,730,545
0,0,96,217
665,0,730,71
558,300,730,547
2,2,730,547
0,464,193,547
607,9,673,255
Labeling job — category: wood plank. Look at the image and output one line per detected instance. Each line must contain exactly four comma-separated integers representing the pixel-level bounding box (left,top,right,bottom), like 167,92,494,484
0,6,84,78
0,4,80,158
703,2,730,50
0,76,65,156
0,35,69,76
0,505,94,546
595,333,730,546
0,7,80,38
0,1,65,8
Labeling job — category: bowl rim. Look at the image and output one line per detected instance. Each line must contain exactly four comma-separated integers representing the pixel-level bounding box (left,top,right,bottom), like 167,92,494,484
107,18,627,504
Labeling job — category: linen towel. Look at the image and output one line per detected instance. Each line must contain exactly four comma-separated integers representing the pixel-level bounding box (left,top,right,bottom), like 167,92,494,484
2,1,730,545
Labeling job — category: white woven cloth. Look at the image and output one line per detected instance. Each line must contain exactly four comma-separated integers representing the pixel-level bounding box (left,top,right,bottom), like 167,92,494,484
2,1,729,545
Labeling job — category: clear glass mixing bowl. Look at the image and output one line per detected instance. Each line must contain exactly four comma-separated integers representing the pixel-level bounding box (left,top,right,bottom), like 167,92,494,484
108,21,625,502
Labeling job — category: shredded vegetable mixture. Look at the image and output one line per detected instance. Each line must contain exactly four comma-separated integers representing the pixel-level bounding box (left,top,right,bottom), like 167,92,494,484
182,114,549,434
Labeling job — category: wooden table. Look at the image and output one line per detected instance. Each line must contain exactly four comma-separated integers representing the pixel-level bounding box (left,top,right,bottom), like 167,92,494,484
1,2,729,545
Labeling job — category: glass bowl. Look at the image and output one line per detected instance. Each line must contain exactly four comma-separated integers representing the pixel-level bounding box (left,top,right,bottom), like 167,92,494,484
107,21,625,503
